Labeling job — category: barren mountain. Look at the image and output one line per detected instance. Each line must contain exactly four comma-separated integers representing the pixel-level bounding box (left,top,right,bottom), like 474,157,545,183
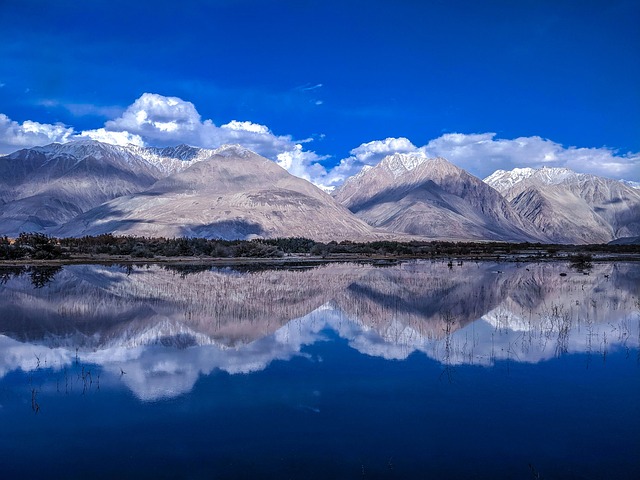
334,153,545,241
0,140,205,236
3,139,638,244
485,167,640,243
56,146,378,241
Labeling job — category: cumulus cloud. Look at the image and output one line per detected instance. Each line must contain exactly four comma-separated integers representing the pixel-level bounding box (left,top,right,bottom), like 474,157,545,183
221,120,270,134
319,133,640,188
77,128,145,147
103,93,204,144
420,133,640,180
2,94,638,187
276,144,329,185
351,137,419,163
0,93,330,186
81,93,326,183
0,113,74,152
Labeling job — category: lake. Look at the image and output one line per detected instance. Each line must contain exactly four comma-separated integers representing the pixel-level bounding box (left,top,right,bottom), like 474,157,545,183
0,260,638,479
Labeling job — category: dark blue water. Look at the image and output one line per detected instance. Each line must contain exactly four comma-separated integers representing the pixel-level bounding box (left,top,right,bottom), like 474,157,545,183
0,262,638,478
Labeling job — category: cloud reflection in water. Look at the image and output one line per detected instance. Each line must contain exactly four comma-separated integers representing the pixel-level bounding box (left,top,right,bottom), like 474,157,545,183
0,261,638,400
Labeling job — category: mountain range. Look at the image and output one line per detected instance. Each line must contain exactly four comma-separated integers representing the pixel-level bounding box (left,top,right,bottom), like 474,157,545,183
484,167,640,243
1,140,639,244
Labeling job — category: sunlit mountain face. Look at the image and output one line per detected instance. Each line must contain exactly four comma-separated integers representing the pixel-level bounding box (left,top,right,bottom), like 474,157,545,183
3,141,639,243
484,166,640,243
1,260,637,400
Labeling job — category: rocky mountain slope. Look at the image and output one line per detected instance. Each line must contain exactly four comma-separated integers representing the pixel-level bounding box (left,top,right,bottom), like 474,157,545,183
334,153,546,242
0,141,209,236
485,167,640,243
2,140,638,244
55,145,378,241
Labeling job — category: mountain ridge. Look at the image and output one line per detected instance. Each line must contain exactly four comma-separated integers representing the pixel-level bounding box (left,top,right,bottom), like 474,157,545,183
1,140,638,244
334,153,547,242
484,166,640,243
54,145,381,242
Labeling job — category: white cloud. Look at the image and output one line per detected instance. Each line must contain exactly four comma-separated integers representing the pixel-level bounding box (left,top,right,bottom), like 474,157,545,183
297,83,323,91
221,120,270,134
2,94,638,187
351,137,418,163
78,128,145,147
87,93,328,184
319,133,640,188
0,113,74,152
103,93,204,144
420,133,640,181
1,93,331,186
276,144,328,185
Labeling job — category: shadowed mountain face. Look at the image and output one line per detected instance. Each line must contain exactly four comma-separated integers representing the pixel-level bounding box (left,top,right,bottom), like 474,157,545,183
1,260,637,399
55,146,378,241
334,154,546,242
485,167,640,244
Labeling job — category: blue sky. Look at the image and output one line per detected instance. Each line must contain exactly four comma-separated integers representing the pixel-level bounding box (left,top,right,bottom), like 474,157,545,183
1,0,638,186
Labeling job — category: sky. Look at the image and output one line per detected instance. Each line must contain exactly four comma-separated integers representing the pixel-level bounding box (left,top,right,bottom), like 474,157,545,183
1,0,639,187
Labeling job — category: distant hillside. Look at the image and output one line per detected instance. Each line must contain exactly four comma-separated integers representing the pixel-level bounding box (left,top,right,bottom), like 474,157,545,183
485,167,640,244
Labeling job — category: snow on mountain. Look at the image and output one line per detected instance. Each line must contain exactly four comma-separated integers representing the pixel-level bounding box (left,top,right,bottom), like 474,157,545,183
212,143,254,158
0,140,170,236
483,167,537,192
484,166,640,243
334,153,546,242
55,146,379,242
378,152,430,178
2,138,638,244
127,143,215,174
25,139,219,176
484,166,579,194
0,140,273,237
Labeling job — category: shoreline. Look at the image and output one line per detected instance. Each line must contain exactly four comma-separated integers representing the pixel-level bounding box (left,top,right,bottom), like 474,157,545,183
2,251,639,267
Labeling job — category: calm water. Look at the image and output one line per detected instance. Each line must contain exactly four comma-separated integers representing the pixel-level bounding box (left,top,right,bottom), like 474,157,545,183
0,261,638,479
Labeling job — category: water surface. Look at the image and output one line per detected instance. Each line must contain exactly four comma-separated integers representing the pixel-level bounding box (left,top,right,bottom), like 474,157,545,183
1,261,638,478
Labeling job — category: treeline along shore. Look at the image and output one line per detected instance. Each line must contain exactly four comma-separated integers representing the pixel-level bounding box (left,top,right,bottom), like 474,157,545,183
1,233,639,265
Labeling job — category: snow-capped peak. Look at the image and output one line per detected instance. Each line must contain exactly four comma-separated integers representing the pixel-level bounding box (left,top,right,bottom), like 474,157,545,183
142,144,211,161
534,166,577,184
32,139,124,159
380,152,429,178
484,167,537,191
484,166,580,193
15,139,213,176
213,144,254,158
355,164,373,178
8,139,265,177
127,144,214,174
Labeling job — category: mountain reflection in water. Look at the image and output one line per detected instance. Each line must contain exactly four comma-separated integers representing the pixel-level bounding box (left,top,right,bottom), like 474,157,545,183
0,260,638,400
